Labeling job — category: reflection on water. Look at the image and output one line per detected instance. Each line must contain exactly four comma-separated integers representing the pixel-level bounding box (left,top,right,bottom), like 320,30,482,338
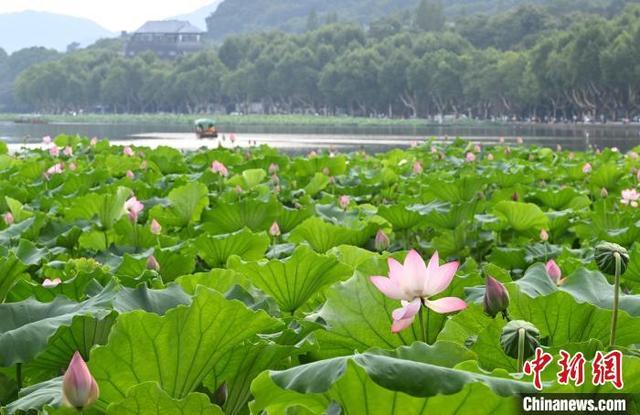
2,121,640,152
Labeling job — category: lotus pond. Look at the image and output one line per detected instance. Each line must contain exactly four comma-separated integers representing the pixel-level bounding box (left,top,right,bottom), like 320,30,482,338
1,136,640,414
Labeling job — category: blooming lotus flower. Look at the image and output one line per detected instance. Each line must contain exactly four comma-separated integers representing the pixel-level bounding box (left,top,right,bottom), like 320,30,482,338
211,160,228,177
545,260,565,285
370,250,467,333
126,170,135,179
124,197,144,222
46,163,64,177
42,135,51,144
339,195,350,210
147,255,160,271
413,161,423,174
63,146,73,157
465,152,476,162
3,212,14,225
90,137,98,146
42,278,62,288
582,163,592,173
621,189,640,207
308,150,317,158
62,352,99,409
374,229,390,252
540,229,549,241
269,221,281,237
123,146,135,157
483,276,510,319
49,146,60,156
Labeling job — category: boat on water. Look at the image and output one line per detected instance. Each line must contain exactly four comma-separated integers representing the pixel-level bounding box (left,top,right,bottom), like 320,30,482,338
194,118,218,138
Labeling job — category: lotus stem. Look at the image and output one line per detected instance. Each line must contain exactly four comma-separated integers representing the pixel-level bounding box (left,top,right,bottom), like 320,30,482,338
16,363,22,389
418,303,428,344
609,252,622,348
517,328,526,372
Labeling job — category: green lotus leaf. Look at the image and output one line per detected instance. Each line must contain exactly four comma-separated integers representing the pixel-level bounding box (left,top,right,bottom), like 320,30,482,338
289,217,378,253
64,186,131,230
192,228,270,268
377,204,424,231
106,382,222,415
534,188,583,210
146,146,189,175
228,245,352,313
303,172,330,196
175,269,250,295
493,201,549,232
202,199,279,235
590,163,623,189
89,287,281,408
0,252,28,302
5,196,33,223
112,284,191,315
150,182,209,228
3,376,62,415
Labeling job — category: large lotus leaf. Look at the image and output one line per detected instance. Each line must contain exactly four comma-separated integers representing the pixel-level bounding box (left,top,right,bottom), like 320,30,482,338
0,282,116,366
492,201,549,232
89,287,281,408
312,255,482,358
275,204,314,233
112,284,191,315
146,146,188,175
227,168,267,190
377,204,424,231
3,376,62,415
175,269,250,295
303,172,330,196
289,217,378,253
294,155,347,178
426,176,485,203
201,199,279,235
327,244,379,270
534,188,583,210
590,163,623,189
150,182,209,228
64,186,131,229
12,238,49,266
5,196,33,223
0,252,28,302
153,246,197,282
423,201,477,230
228,245,352,313
106,382,222,415
192,228,270,268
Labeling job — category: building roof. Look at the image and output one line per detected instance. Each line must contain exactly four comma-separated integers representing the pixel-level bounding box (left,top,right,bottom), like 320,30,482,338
135,20,203,34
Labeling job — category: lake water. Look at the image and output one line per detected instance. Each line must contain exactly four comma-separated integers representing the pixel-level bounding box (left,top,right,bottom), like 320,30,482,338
2,121,640,153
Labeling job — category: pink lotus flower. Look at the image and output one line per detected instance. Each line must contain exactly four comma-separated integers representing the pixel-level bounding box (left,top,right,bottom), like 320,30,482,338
90,137,98,146
370,250,467,333
63,146,73,157
49,146,60,157
211,160,228,177
46,163,64,177
126,170,135,179
268,163,279,174
582,163,592,173
42,278,62,288
269,221,281,237
540,229,549,241
147,255,160,271
229,133,236,143
545,260,565,285
124,196,144,222
42,136,51,144
339,195,350,210
62,352,99,409
123,146,135,157
3,212,14,225
150,219,162,235
621,189,640,207
465,152,476,162
413,161,423,174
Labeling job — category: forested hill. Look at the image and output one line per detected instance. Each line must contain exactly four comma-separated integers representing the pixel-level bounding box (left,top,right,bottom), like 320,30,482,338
205,0,637,39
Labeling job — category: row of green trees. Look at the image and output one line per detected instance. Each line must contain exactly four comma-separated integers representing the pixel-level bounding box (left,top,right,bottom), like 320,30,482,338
8,4,640,120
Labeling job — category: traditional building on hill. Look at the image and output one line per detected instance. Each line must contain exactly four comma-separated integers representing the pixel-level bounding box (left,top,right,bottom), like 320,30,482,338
124,20,204,58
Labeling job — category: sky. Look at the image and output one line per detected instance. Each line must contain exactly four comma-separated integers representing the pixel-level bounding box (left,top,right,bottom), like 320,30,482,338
0,0,215,32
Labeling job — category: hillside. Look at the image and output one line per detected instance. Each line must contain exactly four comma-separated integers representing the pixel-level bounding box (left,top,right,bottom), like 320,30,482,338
0,11,114,53
171,0,225,30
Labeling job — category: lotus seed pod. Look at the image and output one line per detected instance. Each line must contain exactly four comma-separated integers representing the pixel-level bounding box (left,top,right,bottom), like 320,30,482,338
594,242,629,275
500,320,540,360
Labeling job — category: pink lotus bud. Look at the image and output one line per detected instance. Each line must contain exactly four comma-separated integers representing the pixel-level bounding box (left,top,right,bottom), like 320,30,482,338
123,146,134,157
90,137,98,146
483,276,510,319
211,160,229,177
540,229,549,241
545,260,563,285
126,170,135,179
150,219,162,235
504,147,512,155
229,133,236,143
601,188,609,198
42,136,51,144
271,174,280,185
235,185,243,194
339,195,350,210
582,163,592,174
124,196,144,223
42,278,62,288
68,162,77,171
474,144,481,152
268,163,279,174
63,146,73,157
3,212,14,225
147,255,160,271
374,229,390,252
49,146,60,157
62,352,99,409
465,152,476,162
487,153,494,161
413,161,423,174
269,221,281,237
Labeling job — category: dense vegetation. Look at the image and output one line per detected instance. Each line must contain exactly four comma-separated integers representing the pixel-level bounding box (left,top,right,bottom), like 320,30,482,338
3,2,640,121
1,136,640,413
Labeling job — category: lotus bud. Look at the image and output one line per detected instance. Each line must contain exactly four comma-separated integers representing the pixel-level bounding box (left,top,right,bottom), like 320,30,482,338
413,161,423,174
483,276,510,319
150,219,162,235
211,160,228,177
556,144,562,152
147,255,160,271
474,144,481,152
42,135,51,144
140,160,148,170
90,137,98,146
42,278,62,288
500,320,541,360
431,146,438,154
594,242,629,275
63,146,73,157
126,170,135,179
268,163,279,174
3,212,14,225
269,221,281,237
540,229,549,242
68,162,77,171
62,352,99,410
568,152,575,160
637,170,640,182
511,192,519,202
582,163,592,174
374,230,390,252
487,153,494,161
465,152,476,162
601,188,608,198
123,146,135,157
545,260,563,285
339,195,350,210
49,146,60,157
